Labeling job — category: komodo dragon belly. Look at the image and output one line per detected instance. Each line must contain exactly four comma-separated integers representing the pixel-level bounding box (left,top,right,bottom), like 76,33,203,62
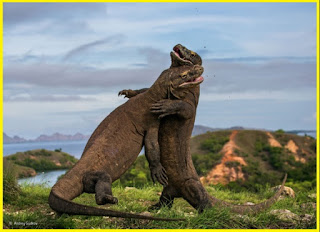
159,115,199,186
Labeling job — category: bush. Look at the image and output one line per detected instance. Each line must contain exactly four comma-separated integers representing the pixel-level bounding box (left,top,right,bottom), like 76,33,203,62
16,158,57,171
3,160,21,203
200,135,229,153
275,129,285,134
117,155,152,187
192,152,223,176
35,149,52,157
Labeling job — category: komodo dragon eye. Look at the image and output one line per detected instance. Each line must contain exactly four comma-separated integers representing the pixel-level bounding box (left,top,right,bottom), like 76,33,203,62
181,74,187,79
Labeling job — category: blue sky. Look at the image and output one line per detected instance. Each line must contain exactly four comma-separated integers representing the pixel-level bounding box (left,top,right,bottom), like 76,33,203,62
3,2,317,138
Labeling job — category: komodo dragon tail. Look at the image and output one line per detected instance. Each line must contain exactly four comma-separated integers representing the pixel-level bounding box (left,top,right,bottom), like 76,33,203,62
48,191,184,221
209,173,287,214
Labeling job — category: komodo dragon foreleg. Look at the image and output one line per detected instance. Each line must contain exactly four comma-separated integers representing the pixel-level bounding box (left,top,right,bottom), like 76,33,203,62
145,121,168,186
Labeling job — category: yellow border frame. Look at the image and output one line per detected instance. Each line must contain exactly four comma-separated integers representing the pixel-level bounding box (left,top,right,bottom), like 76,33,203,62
0,1,319,231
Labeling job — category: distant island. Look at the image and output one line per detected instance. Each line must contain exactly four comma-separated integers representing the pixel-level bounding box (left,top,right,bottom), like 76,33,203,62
4,149,78,178
3,132,90,144
3,126,316,144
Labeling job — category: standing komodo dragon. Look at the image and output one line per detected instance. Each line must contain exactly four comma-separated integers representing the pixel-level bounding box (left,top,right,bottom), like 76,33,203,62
48,64,204,221
119,44,287,214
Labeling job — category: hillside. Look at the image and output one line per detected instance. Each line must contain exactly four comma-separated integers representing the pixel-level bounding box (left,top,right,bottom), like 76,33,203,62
191,130,316,190
116,129,316,191
4,149,78,178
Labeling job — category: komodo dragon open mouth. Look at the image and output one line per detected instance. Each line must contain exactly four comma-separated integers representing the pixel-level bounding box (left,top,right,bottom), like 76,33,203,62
179,75,204,87
172,45,193,65
178,65,204,88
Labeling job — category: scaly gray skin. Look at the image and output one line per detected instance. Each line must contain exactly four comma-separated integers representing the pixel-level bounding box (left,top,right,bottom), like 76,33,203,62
119,44,287,214
48,64,204,221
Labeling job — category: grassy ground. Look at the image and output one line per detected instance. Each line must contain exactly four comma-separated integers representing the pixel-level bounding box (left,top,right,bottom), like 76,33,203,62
3,183,317,229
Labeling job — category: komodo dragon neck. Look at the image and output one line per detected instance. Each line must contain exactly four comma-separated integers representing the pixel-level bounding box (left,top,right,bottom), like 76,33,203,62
142,69,172,102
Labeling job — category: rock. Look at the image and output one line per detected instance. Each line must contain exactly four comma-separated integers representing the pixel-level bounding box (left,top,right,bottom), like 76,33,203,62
300,214,313,223
140,211,152,217
244,202,255,205
184,212,195,217
270,209,299,222
301,202,316,210
308,193,316,199
125,187,137,191
271,185,295,198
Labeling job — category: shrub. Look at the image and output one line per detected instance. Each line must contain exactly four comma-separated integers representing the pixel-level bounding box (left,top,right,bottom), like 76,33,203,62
275,129,285,134
200,135,229,153
3,160,21,203
192,152,223,176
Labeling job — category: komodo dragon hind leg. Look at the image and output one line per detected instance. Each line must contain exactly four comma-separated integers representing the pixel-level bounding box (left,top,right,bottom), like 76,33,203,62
148,185,180,211
182,179,211,213
82,171,118,205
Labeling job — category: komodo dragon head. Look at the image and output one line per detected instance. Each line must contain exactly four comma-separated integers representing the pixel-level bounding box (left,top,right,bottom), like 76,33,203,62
170,44,202,67
163,64,204,99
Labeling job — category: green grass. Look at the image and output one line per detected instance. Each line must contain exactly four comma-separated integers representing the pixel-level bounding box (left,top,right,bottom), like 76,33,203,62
3,182,317,229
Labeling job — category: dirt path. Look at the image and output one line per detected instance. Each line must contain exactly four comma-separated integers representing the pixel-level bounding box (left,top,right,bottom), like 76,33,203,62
200,131,247,185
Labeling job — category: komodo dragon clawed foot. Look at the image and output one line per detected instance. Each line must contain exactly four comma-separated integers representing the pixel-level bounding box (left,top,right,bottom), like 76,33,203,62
83,171,118,205
118,89,138,98
148,185,178,211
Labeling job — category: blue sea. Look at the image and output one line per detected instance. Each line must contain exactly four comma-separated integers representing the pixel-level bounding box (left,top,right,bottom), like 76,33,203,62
3,140,88,187
3,140,88,159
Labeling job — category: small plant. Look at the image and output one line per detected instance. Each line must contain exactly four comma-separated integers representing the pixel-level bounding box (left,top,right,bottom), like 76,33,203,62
3,159,21,203
275,129,285,134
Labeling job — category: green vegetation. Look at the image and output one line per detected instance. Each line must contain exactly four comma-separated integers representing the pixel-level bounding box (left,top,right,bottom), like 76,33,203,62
4,149,78,177
200,134,229,153
191,132,230,175
115,155,153,187
3,182,316,229
3,159,21,203
192,152,223,176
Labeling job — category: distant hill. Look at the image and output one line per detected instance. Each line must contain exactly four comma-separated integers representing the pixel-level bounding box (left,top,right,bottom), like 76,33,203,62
3,132,90,144
192,125,245,136
191,130,316,190
3,133,27,144
34,132,90,142
3,126,316,144
113,129,316,189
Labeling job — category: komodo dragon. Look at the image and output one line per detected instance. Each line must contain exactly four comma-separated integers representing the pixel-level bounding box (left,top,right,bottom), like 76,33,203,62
48,64,204,221
119,44,287,214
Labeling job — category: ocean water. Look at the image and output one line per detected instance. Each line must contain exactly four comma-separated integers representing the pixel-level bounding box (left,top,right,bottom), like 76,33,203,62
3,140,87,159
18,169,68,187
4,140,88,187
